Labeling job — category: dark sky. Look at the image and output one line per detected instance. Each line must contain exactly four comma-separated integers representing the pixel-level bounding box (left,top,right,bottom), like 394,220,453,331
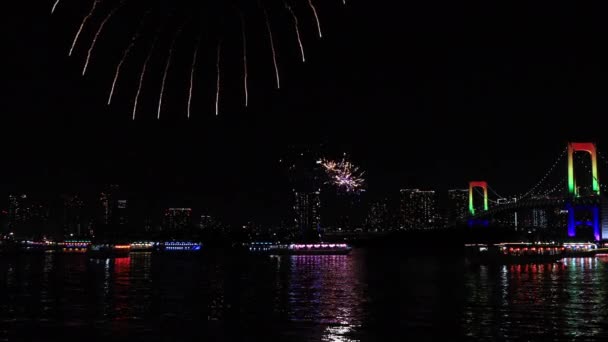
1,1,603,224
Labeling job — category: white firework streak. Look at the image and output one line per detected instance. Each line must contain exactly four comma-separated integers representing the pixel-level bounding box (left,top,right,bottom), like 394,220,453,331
241,16,249,107
187,41,200,119
215,42,222,116
263,9,280,89
69,0,101,57
285,4,305,63
83,3,123,76
308,0,323,38
132,37,158,120
51,0,61,14
108,10,150,105
158,45,176,119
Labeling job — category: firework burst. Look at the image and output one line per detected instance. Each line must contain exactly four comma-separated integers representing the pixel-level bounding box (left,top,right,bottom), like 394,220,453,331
319,157,365,193
52,0,345,119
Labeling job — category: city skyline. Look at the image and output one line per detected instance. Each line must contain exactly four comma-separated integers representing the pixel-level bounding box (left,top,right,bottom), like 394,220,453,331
2,1,601,232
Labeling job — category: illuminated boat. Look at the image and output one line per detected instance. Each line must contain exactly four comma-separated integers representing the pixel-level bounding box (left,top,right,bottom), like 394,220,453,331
88,244,131,258
157,241,202,252
249,242,352,255
130,241,155,252
465,242,564,264
16,240,49,253
562,242,600,257
57,240,91,254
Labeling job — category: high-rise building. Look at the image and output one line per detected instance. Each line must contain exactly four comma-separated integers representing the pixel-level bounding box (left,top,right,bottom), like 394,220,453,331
97,185,128,227
7,194,27,231
400,189,438,230
366,199,391,232
532,208,548,228
293,190,322,238
199,215,214,231
447,189,469,226
7,194,49,238
115,200,128,225
63,195,85,237
163,208,193,231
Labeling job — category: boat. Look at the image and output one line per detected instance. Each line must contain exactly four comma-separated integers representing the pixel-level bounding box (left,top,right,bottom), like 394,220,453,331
57,240,91,254
88,243,131,258
562,242,600,257
249,242,352,255
465,242,564,264
130,241,155,252
156,241,202,252
16,240,49,254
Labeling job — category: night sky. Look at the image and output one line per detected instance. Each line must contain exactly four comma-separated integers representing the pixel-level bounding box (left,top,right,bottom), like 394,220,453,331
1,1,603,224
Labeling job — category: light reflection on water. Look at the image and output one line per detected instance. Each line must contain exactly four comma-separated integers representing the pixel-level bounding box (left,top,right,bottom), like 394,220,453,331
1,251,608,341
464,257,608,341
287,255,364,342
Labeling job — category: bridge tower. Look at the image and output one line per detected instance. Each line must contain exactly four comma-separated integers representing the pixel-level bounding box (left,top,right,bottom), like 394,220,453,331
566,142,601,241
468,181,488,216
568,142,599,197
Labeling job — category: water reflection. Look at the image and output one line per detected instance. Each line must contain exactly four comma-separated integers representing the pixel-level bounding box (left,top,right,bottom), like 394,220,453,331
286,254,365,342
464,258,608,340
2,252,608,341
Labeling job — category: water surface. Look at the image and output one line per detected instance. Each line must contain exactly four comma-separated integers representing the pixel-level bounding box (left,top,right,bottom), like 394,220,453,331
1,250,607,341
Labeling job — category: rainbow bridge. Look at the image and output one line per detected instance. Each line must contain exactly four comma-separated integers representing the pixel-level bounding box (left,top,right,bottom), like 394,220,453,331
466,142,608,242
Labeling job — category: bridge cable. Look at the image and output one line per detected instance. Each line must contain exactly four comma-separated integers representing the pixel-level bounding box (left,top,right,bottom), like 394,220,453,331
474,187,498,204
517,147,567,200
487,185,504,200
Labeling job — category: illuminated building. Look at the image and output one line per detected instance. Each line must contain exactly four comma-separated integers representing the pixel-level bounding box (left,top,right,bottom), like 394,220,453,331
115,200,128,225
447,189,469,226
293,190,322,239
7,194,49,238
199,214,216,231
97,185,128,229
7,194,27,231
63,195,85,237
532,208,548,228
400,189,439,230
365,199,391,232
163,208,193,231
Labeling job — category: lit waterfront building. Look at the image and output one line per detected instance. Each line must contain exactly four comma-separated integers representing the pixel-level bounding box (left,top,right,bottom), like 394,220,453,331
293,190,322,238
163,208,193,231
447,189,469,227
63,195,85,237
532,208,548,229
400,189,439,230
366,199,391,232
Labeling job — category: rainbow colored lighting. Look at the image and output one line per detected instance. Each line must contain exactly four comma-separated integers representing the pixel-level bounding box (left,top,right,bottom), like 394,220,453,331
567,142,599,197
469,181,488,216
566,203,601,241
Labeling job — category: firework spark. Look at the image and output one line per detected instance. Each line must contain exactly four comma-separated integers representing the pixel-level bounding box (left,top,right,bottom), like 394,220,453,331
55,0,344,118
51,0,61,14
320,157,365,193
108,11,150,105
308,0,323,38
132,36,158,120
285,4,306,63
158,27,183,120
215,41,222,116
187,40,200,119
69,0,101,57
264,8,280,89
83,3,124,76
241,15,249,107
